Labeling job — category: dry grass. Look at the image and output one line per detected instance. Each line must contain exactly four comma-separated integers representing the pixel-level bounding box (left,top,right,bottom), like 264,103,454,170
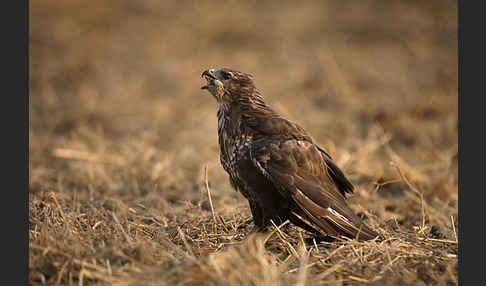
30,1,457,285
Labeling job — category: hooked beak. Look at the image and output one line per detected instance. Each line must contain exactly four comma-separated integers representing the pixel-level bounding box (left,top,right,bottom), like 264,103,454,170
201,69,216,79
201,69,216,90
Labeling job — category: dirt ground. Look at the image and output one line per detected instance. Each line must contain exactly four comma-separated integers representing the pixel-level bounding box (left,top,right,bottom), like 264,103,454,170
29,1,458,285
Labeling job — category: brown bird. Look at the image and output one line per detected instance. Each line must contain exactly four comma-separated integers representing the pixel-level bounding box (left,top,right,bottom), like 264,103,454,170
201,67,378,241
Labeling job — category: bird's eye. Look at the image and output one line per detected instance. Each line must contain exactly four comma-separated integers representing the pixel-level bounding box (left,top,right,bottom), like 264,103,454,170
222,72,232,80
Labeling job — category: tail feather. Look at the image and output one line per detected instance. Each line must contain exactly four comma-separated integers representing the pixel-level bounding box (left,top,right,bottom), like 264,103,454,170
292,187,378,241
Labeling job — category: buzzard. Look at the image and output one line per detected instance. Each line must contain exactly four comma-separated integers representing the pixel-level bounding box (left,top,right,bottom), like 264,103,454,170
201,67,378,241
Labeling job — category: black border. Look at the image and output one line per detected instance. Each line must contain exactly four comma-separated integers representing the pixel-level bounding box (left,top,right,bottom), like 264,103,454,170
26,0,30,282
3,0,29,282
459,0,479,285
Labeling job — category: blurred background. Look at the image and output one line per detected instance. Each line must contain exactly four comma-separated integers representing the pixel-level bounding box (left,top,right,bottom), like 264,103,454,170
30,0,457,233
29,1,458,284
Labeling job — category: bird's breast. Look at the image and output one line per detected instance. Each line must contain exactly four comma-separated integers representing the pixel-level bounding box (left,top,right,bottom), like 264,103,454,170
217,114,254,191
218,128,251,169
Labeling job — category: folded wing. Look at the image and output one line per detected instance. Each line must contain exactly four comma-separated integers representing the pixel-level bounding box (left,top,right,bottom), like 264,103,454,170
250,138,378,241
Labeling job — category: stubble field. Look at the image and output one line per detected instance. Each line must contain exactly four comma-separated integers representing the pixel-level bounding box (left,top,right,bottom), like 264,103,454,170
29,1,458,285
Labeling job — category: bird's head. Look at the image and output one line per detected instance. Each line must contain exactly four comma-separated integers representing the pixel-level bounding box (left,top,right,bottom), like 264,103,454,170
201,68,255,103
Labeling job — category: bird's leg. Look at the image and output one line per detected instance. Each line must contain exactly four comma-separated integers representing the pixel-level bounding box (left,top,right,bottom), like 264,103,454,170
248,199,264,229
259,192,286,229
247,200,276,233
261,212,284,228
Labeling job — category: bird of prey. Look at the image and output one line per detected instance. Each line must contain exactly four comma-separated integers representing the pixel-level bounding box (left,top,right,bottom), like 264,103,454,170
201,67,378,241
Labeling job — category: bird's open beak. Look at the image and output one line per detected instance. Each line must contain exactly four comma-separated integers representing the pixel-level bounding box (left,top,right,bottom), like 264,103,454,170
201,69,216,90
201,69,216,79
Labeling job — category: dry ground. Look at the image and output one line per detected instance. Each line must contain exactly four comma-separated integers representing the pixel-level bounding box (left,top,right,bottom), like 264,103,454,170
29,1,458,285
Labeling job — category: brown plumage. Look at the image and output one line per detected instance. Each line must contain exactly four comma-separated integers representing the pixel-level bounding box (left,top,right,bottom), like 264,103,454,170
201,67,378,241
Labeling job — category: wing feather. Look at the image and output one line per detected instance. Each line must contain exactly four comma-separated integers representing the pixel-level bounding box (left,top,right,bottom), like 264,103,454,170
250,138,378,241
316,145,355,195
247,114,354,196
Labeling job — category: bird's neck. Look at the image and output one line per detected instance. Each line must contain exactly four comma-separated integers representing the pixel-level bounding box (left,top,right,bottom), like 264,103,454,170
217,89,279,143
217,102,239,138
238,90,269,112
218,93,272,123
